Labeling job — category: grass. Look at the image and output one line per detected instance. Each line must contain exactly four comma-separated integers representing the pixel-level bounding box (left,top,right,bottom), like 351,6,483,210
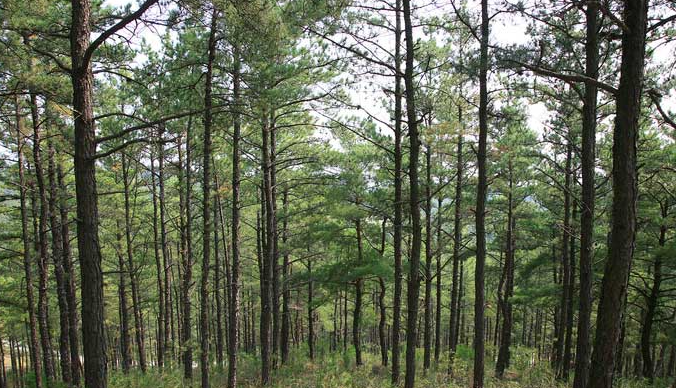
12,345,670,387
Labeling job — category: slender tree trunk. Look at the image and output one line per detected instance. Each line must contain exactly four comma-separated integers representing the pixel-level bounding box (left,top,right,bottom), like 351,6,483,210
496,159,515,378
640,206,666,381
555,139,572,379
214,173,224,370
200,9,218,388
179,120,194,380
588,1,647,386
261,114,275,384
121,154,147,372
391,0,404,382
48,140,72,384
435,194,442,364
10,337,17,388
15,103,43,388
473,0,490,385
227,45,242,388
343,288,348,352
29,94,56,382
573,1,599,388
354,218,364,366
216,176,232,359
449,129,463,374
378,277,388,367
403,1,422,386
281,190,291,364
150,147,165,369
58,158,81,385
0,334,6,388
423,146,433,371
307,259,314,360
563,206,577,379
270,123,280,369
158,126,172,364
115,221,132,374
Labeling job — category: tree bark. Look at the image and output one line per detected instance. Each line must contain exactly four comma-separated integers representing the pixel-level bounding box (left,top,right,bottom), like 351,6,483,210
281,189,291,364
573,5,599,376
588,1,647,387
227,45,242,388
121,154,147,372
474,0,490,386
307,259,314,360
158,126,172,362
563,206,577,379
555,138,572,379
391,0,404,382
58,157,81,385
423,146,433,371
449,128,463,374
114,220,132,374
435,194,442,364
402,1,422,387
47,139,72,384
640,205,667,381
261,113,275,384
179,119,194,380
496,158,515,378
200,9,218,388
15,101,43,388
214,173,224,369
29,93,56,381
354,218,364,366
270,122,280,368
150,144,165,369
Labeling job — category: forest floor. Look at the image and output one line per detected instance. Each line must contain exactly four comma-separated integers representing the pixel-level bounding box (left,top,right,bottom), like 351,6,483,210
104,346,676,388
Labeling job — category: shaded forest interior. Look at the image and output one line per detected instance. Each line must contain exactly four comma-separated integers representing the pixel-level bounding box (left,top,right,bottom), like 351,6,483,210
0,0,675,388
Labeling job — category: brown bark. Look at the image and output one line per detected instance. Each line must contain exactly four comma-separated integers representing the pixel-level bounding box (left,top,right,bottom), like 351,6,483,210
29,93,56,381
179,120,194,380
47,139,72,384
261,114,275,384
391,0,404,382
449,129,463,374
69,1,164,385
434,194,442,364
588,1,647,386
114,220,131,374
378,217,388,367
403,1,422,387
200,9,218,388
270,122,280,368
158,127,172,362
227,45,242,388
213,173,224,369
58,157,81,385
354,218,364,366
15,101,43,388
496,158,515,378
474,0,489,386
121,154,147,372
307,259,314,360
423,146,433,371
281,189,291,364
555,138,573,379
640,205,667,381
150,145,165,369
573,10,599,388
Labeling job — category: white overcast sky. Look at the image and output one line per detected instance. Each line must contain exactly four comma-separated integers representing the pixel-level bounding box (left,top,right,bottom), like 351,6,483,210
103,0,675,141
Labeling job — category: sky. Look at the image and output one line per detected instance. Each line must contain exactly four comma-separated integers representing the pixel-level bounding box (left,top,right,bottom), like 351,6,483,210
101,0,674,144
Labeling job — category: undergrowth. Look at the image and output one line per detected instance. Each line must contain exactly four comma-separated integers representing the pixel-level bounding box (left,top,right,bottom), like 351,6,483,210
98,346,676,387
